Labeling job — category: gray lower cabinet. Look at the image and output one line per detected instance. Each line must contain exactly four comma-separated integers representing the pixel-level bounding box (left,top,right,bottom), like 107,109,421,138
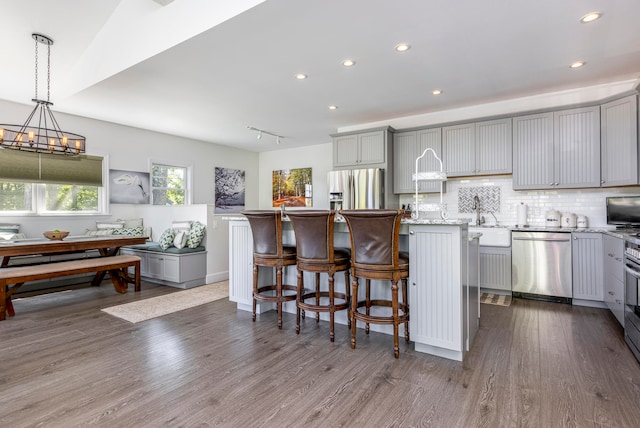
479,246,511,292
601,95,638,187
603,234,625,326
513,106,600,190
393,128,443,194
120,248,207,289
572,232,603,302
443,118,512,177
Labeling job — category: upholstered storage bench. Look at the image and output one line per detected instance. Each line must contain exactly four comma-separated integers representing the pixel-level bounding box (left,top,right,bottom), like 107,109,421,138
120,243,207,289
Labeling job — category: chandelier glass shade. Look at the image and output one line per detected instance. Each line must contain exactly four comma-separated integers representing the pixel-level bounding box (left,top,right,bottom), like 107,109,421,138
0,33,85,156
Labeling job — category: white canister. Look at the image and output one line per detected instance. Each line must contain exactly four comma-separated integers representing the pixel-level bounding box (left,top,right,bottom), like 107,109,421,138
561,212,577,228
576,215,588,228
545,209,561,227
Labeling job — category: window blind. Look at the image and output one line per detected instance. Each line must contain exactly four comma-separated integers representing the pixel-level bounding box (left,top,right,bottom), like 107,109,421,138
0,149,103,186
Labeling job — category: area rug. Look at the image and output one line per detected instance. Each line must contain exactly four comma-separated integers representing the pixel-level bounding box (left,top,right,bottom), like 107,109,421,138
480,292,512,307
101,281,229,323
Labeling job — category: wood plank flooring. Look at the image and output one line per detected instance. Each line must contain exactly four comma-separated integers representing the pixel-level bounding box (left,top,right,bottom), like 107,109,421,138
1,283,640,427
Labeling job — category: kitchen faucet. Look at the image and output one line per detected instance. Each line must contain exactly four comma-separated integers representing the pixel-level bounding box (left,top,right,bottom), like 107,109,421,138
472,195,482,226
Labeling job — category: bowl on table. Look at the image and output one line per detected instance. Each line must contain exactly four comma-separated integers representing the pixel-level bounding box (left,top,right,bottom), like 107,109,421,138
43,231,70,241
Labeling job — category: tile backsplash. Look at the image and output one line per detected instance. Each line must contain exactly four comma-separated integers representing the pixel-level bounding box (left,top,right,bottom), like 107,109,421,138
400,176,640,227
458,186,501,213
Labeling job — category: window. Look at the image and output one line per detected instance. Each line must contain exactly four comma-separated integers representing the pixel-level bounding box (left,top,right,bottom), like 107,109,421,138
0,181,102,214
0,152,106,215
151,163,190,205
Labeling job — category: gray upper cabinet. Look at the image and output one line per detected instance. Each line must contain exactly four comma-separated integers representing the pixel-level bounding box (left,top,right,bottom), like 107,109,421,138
333,129,387,168
393,128,443,194
443,118,512,177
513,106,600,190
513,112,554,190
601,95,638,187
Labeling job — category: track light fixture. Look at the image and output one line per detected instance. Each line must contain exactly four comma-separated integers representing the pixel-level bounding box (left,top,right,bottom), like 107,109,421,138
247,126,284,144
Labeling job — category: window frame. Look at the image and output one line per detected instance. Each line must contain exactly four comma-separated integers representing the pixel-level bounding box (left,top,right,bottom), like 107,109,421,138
150,159,193,206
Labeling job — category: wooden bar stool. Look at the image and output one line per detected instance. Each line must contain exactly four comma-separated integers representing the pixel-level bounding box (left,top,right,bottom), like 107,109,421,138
286,210,350,342
241,210,298,329
340,209,409,358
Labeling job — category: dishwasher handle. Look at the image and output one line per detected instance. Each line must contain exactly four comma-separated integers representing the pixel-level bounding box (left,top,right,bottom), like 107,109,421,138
512,237,571,242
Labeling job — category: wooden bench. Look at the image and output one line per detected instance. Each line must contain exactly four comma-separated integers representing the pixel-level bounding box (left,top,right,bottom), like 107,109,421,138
0,255,141,320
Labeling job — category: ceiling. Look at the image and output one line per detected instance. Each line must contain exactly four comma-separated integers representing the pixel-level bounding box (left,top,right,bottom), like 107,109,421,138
1,0,639,152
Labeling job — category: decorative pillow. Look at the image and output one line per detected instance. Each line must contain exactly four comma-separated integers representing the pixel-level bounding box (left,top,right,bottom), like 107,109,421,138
112,226,144,237
158,228,175,251
186,221,206,248
0,232,26,240
85,229,114,237
173,231,188,249
116,218,144,228
172,221,192,233
96,221,125,230
0,224,20,233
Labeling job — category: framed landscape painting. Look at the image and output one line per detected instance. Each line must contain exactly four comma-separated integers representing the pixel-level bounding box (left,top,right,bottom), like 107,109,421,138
272,167,312,207
215,167,245,213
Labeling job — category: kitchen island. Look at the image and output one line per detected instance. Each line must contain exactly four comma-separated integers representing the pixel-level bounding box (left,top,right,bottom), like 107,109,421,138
226,216,479,361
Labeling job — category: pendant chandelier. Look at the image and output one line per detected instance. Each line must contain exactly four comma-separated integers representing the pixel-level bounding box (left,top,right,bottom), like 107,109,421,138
0,33,85,156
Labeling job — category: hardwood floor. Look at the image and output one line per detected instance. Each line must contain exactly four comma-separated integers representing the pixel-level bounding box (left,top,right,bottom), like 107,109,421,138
2,283,640,427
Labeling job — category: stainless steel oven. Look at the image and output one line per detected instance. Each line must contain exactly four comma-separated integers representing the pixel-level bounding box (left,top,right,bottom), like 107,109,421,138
624,234,640,362
625,250,640,307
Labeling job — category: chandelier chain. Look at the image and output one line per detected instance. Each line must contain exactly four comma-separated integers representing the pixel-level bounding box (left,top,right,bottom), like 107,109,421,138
34,37,38,100
47,40,51,102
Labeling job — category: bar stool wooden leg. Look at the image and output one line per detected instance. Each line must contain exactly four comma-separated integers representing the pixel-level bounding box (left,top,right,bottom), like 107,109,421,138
365,279,371,334
403,278,409,342
351,277,359,349
252,265,259,322
392,280,400,358
328,273,335,342
276,266,283,329
296,270,303,334
344,270,351,329
315,272,321,322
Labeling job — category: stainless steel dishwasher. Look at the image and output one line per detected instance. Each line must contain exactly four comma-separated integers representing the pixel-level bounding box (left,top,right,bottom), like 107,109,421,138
511,231,572,301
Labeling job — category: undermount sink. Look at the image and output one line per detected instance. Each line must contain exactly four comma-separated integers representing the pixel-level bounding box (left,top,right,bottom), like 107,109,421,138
469,226,511,247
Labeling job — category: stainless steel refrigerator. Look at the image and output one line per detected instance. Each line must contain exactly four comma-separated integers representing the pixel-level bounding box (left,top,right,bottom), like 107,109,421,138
327,168,384,210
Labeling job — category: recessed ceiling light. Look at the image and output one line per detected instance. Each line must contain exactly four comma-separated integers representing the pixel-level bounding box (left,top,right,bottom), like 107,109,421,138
295,73,308,80
342,59,356,67
328,105,338,110
570,61,586,69
395,43,411,52
432,89,443,95
580,12,602,23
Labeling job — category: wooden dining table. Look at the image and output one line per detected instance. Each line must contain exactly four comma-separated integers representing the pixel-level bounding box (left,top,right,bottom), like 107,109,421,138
0,235,148,315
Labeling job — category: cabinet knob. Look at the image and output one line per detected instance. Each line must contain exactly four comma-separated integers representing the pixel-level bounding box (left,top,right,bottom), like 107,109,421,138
412,282,416,287
615,257,622,262
616,299,622,304
601,180,605,184
409,231,414,235
608,291,614,295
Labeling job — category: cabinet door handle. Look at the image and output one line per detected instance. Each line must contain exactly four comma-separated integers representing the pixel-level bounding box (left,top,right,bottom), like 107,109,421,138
608,253,614,257
608,291,614,295
615,257,622,262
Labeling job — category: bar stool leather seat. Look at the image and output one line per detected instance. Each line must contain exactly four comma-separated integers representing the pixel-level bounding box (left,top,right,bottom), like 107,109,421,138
340,209,410,358
286,210,350,342
241,210,298,329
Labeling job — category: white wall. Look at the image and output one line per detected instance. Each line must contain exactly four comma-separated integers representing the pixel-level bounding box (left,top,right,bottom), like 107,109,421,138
0,98,259,282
